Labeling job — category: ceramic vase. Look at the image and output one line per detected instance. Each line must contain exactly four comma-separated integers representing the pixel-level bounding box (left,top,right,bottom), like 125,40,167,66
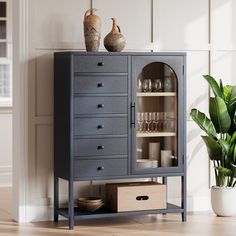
104,18,126,52
83,8,101,51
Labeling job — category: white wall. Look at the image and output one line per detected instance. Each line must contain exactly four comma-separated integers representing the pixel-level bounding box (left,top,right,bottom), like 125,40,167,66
0,110,12,187
23,0,236,221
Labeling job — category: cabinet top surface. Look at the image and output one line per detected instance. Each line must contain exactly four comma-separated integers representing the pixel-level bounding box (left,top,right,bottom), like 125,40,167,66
54,51,186,57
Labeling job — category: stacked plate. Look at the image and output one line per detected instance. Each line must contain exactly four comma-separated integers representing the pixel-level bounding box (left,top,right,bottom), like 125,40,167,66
136,159,158,168
77,197,104,212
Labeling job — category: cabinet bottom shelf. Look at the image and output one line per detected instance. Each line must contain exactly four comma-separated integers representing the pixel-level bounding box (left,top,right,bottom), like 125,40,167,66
56,203,184,220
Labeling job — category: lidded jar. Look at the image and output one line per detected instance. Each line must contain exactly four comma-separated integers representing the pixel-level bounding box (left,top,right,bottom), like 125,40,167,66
104,18,126,52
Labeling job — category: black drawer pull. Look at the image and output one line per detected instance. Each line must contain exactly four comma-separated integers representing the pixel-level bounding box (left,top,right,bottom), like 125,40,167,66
97,83,105,87
97,62,104,66
97,166,105,171
136,196,149,201
97,145,105,150
97,124,105,129
97,104,105,108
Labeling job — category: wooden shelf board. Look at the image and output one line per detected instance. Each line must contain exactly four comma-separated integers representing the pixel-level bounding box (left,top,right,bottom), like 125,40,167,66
137,132,176,137
137,92,176,97
57,203,183,220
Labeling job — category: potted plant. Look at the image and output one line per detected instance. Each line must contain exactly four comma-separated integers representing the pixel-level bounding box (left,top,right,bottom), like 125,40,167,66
190,75,236,216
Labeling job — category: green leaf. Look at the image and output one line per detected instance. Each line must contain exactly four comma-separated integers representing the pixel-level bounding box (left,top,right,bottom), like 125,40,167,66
216,166,233,177
209,97,231,133
229,144,235,164
223,85,236,119
201,136,222,160
219,79,225,100
218,139,230,156
190,109,216,137
230,131,236,145
232,164,236,177
234,144,236,164
229,116,236,136
233,116,236,130
203,75,224,99
226,133,231,143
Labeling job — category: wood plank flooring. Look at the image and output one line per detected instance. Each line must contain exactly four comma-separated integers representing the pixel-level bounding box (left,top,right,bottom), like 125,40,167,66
0,188,236,236
0,187,11,221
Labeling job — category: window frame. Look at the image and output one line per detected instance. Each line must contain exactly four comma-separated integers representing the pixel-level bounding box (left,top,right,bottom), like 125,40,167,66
0,0,12,107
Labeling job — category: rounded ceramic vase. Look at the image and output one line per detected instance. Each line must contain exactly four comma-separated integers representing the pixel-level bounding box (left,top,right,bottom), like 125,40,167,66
211,186,236,217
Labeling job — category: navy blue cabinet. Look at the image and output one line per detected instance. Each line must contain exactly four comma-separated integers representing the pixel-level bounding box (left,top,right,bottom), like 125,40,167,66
54,52,186,229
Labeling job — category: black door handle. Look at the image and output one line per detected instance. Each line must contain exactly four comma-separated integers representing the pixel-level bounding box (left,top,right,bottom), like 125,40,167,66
131,102,136,128
97,124,105,129
97,166,105,171
97,62,104,66
97,83,105,87
97,145,105,150
97,104,105,108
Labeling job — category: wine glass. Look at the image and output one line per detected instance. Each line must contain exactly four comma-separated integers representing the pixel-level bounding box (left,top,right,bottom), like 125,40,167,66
152,79,163,92
164,77,173,92
158,112,165,131
151,112,156,132
142,79,152,92
137,79,142,92
137,112,144,132
143,112,148,132
155,112,161,132
162,112,168,131
166,112,175,131
146,112,152,132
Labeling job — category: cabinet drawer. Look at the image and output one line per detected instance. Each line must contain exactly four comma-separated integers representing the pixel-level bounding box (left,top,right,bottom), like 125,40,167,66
74,75,127,94
73,55,128,73
74,159,127,178
73,138,127,157
74,117,127,136
74,96,127,115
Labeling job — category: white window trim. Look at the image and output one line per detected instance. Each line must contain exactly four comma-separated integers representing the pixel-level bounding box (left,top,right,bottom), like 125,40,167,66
0,0,12,107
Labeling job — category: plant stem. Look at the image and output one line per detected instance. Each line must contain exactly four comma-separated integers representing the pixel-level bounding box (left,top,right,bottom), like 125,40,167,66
213,160,219,186
233,180,236,187
229,176,234,187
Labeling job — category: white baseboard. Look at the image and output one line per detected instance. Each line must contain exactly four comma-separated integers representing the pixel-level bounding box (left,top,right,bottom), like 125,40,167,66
187,196,211,212
0,166,12,187
169,196,211,212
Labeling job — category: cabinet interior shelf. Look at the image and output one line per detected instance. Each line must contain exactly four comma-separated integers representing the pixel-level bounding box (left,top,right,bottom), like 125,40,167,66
137,92,176,97
137,132,176,137
57,203,183,220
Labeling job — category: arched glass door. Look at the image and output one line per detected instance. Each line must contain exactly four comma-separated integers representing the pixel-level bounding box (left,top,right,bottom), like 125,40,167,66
131,57,184,174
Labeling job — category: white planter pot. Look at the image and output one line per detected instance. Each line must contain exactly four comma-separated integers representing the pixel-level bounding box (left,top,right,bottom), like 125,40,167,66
211,186,236,217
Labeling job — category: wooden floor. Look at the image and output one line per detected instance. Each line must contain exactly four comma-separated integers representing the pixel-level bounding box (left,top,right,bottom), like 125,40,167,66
0,188,236,236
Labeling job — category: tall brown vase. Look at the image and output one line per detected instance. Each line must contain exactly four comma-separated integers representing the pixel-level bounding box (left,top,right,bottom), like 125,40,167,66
104,18,126,52
83,8,101,51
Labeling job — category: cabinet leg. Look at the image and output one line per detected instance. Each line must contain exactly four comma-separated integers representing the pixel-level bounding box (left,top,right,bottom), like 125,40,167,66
162,177,167,215
69,218,74,230
54,176,59,222
181,175,187,222
162,176,167,185
181,212,187,222
68,180,74,230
